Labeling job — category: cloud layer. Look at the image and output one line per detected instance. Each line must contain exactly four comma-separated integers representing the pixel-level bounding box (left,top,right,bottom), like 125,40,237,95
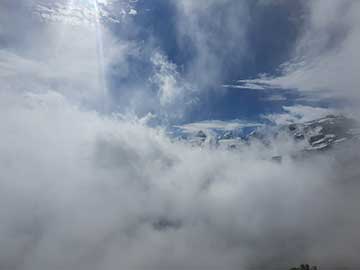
1,91,360,270
1,1,360,269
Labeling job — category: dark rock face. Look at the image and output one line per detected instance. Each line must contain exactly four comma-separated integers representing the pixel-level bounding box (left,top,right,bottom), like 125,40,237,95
289,124,297,131
271,156,283,163
152,218,182,231
309,134,325,145
196,130,207,139
289,264,318,270
284,115,360,152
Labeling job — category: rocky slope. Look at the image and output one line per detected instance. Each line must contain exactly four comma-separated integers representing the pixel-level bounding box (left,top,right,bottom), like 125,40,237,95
177,115,360,158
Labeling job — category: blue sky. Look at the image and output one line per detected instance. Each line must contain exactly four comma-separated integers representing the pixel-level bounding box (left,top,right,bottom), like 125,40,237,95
107,0,307,123
1,0,357,127
103,0,352,126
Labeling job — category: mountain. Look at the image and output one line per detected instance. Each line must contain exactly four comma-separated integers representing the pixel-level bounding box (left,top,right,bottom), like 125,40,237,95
176,115,360,159
280,114,360,152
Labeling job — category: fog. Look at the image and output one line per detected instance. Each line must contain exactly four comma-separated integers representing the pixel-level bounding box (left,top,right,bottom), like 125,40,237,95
1,0,360,269
0,91,360,270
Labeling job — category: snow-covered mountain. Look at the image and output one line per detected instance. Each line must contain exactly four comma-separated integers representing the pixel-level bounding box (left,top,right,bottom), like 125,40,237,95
176,115,360,158
279,115,360,152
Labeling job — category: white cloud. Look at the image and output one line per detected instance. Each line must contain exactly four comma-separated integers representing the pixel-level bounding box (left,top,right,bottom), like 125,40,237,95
128,8,137,16
150,52,182,107
173,0,250,88
264,105,337,125
1,91,360,269
33,0,137,25
222,83,268,90
262,94,287,102
0,2,134,109
176,120,262,133
149,51,198,120
2,1,360,269
241,0,360,103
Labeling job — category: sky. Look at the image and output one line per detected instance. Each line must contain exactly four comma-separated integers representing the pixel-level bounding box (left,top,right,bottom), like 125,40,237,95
1,0,358,125
1,1,360,269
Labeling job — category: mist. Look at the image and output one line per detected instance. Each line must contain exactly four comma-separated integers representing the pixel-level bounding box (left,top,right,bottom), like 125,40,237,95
0,91,360,269
1,1,360,270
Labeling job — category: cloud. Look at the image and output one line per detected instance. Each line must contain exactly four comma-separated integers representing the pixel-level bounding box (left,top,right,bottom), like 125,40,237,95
264,105,337,125
33,0,137,25
223,80,272,91
172,0,250,88
176,120,262,133
262,94,287,102
1,91,360,269
2,1,360,269
150,51,195,110
0,0,196,123
240,0,360,102
0,0,135,110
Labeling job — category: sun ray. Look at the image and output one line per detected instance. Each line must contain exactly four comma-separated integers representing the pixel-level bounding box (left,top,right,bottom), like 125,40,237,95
49,0,108,112
92,0,108,113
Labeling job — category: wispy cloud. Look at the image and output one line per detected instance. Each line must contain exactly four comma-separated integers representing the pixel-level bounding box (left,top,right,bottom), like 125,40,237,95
238,0,360,103
176,120,263,133
0,0,135,110
33,0,137,25
173,0,250,88
263,105,337,125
